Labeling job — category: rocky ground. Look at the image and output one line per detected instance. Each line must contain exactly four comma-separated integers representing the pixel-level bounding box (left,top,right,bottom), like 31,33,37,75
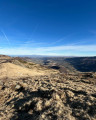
0,55,96,120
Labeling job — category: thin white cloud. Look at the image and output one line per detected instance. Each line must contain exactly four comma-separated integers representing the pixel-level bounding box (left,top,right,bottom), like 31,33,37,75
0,30,11,47
50,33,75,45
0,44,96,56
34,45,96,52
22,40,46,47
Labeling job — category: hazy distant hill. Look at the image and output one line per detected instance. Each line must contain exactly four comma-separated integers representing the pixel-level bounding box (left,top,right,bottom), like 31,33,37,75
22,56,77,73
21,56,96,72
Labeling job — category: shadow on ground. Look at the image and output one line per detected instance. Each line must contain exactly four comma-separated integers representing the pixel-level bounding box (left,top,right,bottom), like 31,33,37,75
6,88,56,120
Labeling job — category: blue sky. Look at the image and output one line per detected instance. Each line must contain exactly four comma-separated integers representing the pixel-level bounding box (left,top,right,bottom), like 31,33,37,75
0,0,96,56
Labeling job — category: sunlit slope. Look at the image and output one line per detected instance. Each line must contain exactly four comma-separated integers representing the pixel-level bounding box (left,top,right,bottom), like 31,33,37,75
0,56,58,79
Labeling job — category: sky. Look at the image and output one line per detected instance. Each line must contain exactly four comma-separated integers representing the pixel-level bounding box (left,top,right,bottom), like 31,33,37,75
0,0,96,56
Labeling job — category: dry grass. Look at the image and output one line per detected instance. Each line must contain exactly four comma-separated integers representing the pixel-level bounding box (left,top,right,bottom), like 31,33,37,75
0,62,58,79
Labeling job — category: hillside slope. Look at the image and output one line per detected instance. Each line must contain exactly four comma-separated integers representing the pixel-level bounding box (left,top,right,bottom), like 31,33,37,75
0,55,96,120
65,57,96,72
0,56,58,79
23,56,96,72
